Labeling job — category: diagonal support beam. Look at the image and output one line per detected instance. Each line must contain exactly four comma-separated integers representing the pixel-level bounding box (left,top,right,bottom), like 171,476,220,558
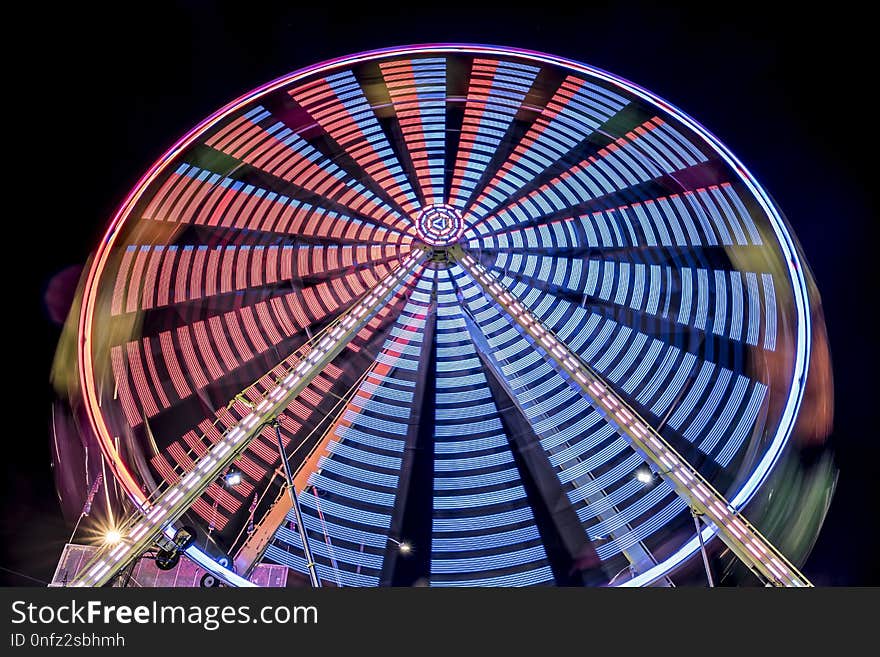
70,249,427,587
451,246,811,587
232,358,388,578
462,308,669,584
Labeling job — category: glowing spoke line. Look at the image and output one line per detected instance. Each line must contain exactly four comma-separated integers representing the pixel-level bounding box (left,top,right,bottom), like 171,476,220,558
452,246,811,587
69,249,427,587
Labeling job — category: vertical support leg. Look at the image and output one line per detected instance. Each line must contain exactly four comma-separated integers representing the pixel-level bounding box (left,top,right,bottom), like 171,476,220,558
692,508,715,588
273,420,321,588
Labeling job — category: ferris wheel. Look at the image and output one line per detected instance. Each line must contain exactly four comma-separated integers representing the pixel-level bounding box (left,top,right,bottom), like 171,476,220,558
64,44,826,587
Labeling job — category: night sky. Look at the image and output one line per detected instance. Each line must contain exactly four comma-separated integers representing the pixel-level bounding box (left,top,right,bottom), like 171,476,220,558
4,2,875,585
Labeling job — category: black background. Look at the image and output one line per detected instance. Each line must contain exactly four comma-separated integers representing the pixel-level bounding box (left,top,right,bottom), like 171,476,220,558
3,1,875,585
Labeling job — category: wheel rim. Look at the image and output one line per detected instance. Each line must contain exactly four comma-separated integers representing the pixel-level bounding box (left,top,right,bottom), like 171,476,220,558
76,45,814,586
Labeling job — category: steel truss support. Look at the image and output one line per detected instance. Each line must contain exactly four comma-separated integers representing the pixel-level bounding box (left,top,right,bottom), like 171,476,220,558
233,360,381,577
452,246,811,587
465,309,672,585
69,250,426,587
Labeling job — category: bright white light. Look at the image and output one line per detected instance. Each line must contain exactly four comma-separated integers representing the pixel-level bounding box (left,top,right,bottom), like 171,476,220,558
636,469,653,484
225,471,242,487
104,529,122,545
398,541,412,555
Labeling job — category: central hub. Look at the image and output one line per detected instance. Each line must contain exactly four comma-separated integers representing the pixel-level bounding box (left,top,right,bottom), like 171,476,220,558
416,204,464,247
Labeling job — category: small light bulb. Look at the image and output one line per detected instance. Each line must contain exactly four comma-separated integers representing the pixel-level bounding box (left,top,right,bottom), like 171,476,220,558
636,469,653,484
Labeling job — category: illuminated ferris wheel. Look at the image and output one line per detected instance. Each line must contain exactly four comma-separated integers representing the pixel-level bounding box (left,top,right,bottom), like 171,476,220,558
62,45,828,587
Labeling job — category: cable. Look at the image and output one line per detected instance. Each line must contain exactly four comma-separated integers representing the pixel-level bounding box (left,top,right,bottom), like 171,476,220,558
228,361,376,557
0,565,49,585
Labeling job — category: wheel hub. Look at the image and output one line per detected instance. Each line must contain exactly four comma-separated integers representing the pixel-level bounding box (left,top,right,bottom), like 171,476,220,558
415,203,464,247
